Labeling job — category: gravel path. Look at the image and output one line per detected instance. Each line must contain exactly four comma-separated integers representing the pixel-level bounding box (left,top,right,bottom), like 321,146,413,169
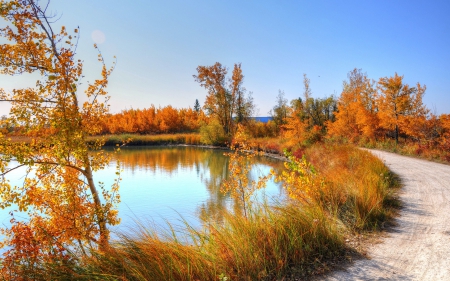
323,150,450,281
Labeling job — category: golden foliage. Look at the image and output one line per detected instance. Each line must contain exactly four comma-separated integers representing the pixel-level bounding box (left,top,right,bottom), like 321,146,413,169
0,0,119,273
220,125,269,218
273,150,325,204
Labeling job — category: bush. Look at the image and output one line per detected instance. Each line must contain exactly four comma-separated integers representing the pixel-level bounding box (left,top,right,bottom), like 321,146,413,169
199,119,227,145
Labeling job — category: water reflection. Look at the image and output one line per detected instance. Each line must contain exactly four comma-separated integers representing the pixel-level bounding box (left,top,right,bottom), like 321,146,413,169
101,146,284,230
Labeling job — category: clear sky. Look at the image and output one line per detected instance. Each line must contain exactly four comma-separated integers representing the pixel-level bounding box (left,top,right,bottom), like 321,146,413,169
2,0,450,115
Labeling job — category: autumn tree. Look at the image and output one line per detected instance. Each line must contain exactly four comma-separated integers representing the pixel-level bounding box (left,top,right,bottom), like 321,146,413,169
282,99,307,146
283,74,337,145
221,125,268,218
295,74,336,131
302,96,336,131
232,65,254,124
377,73,428,144
440,114,450,153
328,69,379,142
0,0,119,264
194,62,253,136
270,90,289,131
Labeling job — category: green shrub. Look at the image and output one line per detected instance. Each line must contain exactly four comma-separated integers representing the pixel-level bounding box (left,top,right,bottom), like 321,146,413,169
199,119,227,145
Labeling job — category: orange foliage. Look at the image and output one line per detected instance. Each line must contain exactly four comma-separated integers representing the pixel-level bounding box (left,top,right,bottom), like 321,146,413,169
0,216,76,280
327,70,449,150
328,69,379,142
101,105,206,135
439,114,450,154
377,73,428,143
440,114,450,138
282,105,309,146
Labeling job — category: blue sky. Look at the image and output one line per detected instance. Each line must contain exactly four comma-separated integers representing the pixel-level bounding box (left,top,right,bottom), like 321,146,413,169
2,0,450,115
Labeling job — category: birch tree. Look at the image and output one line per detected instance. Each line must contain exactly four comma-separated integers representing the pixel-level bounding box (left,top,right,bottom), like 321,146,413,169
0,0,119,265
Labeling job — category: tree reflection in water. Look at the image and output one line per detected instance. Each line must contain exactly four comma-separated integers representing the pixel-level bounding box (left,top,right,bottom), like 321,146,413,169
105,146,284,228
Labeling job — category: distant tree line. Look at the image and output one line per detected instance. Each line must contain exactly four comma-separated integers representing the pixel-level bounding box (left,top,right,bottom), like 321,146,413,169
3,64,449,153
278,69,450,154
99,105,206,134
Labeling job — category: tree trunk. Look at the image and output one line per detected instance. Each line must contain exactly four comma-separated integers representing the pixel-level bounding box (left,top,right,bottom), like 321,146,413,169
395,124,399,144
85,163,109,250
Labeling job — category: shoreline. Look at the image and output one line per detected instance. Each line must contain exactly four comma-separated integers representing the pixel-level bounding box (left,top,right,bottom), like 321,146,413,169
118,142,289,162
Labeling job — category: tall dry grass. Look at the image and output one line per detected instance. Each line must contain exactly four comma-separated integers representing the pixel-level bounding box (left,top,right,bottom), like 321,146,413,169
74,202,343,281
304,144,398,229
90,133,202,146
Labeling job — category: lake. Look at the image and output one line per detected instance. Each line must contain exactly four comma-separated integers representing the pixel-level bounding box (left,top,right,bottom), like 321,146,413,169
1,146,285,235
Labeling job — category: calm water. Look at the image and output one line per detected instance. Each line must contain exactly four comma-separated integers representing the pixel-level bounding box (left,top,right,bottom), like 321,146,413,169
106,146,285,232
0,146,284,234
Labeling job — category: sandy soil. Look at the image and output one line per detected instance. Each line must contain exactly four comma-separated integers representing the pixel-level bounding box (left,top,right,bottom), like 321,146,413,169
321,150,450,281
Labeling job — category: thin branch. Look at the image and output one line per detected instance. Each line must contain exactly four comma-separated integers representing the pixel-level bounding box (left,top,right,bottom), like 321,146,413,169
2,59,52,73
33,161,86,175
0,99,57,103
29,0,59,59
0,164,27,177
73,26,80,56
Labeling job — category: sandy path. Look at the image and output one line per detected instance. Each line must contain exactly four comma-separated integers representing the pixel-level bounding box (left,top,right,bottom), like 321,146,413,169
323,150,450,281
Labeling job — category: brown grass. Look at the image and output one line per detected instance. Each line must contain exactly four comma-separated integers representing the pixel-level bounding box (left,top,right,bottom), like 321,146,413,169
91,133,202,146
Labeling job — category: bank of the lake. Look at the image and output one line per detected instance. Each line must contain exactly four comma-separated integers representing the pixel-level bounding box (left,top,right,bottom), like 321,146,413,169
2,134,399,280
0,145,285,239
56,143,398,281
93,133,203,146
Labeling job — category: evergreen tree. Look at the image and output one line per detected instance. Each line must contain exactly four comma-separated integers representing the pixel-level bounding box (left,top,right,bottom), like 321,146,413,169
194,99,201,112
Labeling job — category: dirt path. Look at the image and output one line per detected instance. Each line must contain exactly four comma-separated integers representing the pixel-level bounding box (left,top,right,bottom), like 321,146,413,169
323,150,450,281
